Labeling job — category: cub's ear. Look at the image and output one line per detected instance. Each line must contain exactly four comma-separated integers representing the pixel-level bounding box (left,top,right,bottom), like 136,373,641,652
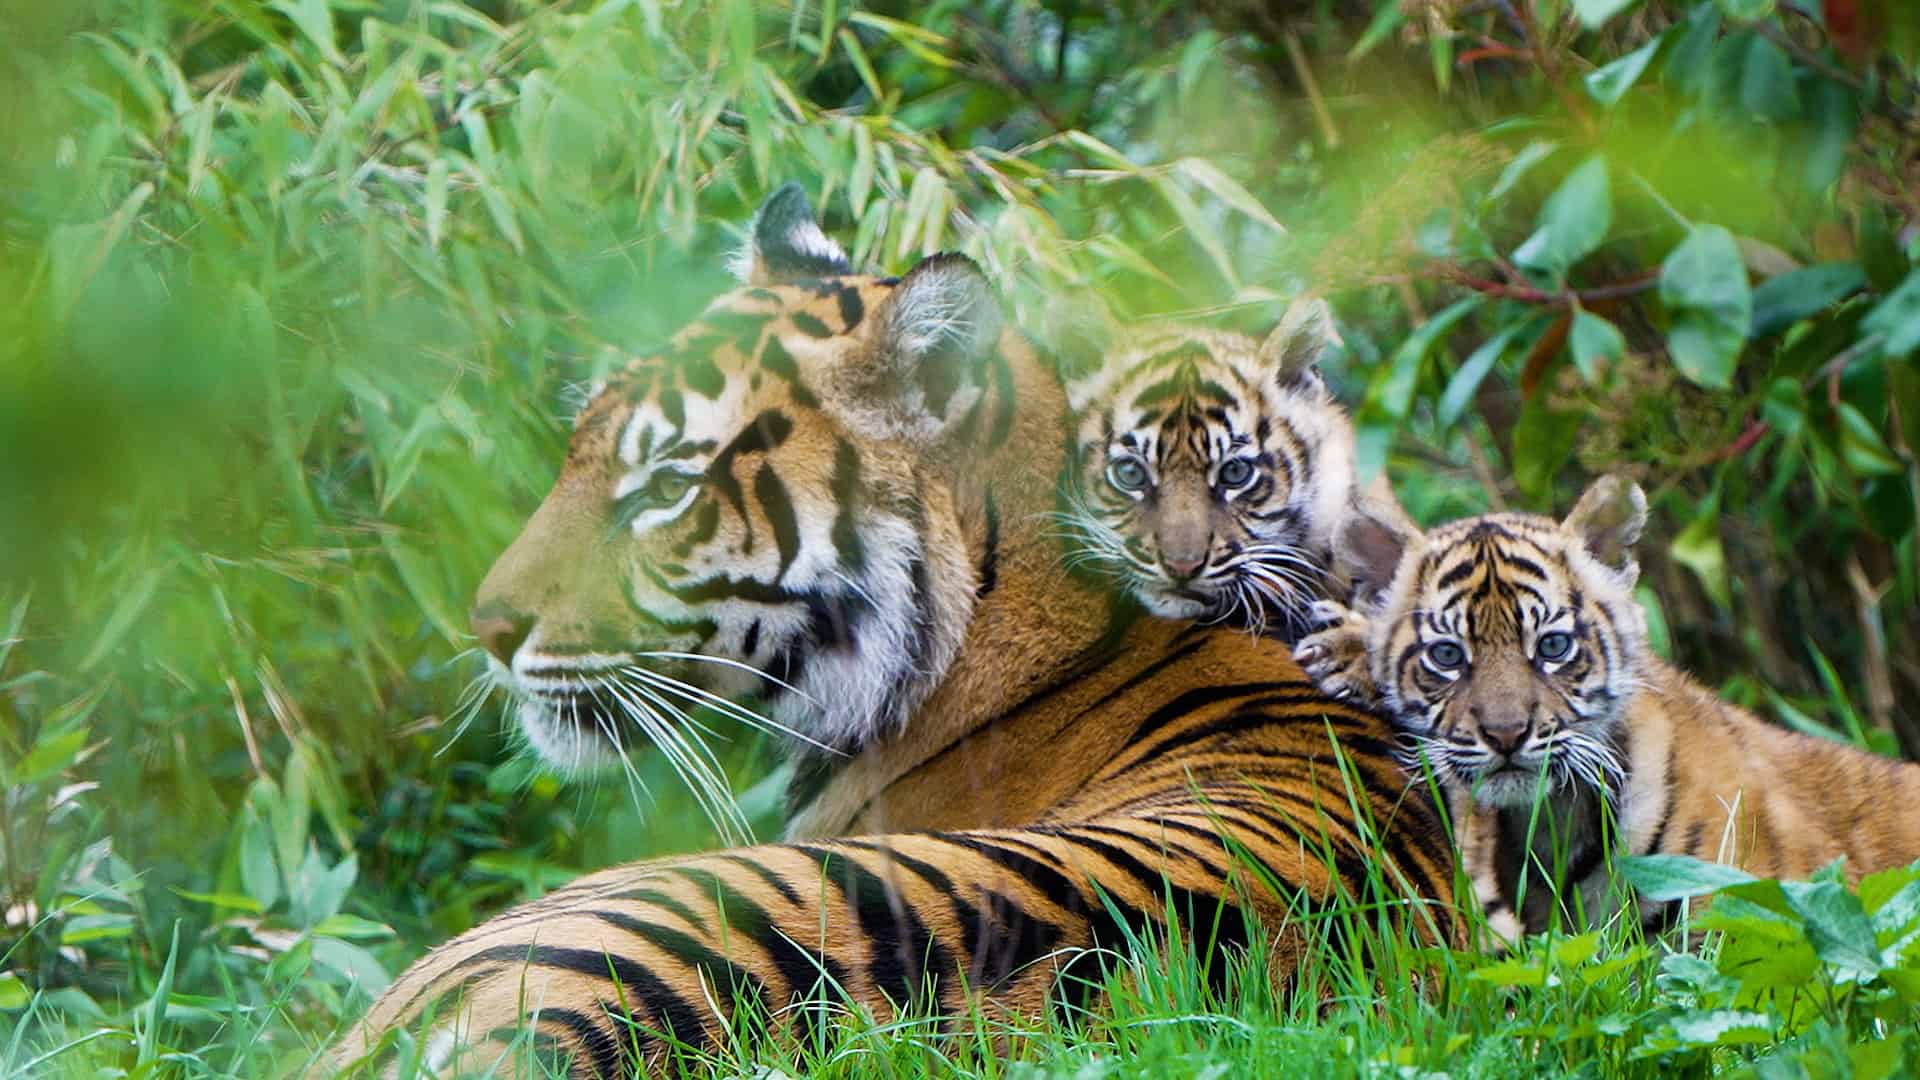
1336,493,1419,609
1258,296,1337,392
733,183,852,284
841,252,1002,446
1563,475,1647,581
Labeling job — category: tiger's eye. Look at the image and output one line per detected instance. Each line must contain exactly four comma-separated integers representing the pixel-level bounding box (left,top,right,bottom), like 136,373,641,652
1108,458,1150,493
1217,458,1255,488
648,471,696,503
1536,631,1575,662
1426,640,1467,670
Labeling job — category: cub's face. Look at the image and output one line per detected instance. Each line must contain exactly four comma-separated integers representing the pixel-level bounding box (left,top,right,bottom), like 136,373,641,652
1061,301,1353,638
1345,477,1651,808
470,186,1003,789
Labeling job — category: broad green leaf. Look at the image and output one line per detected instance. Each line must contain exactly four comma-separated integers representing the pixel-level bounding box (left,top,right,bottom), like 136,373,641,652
1437,319,1524,428
1511,398,1581,503
1670,501,1732,609
1569,309,1626,380
0,971,27,1010
1837,404,1905,476
1715,0,1776,19
1660,225,1752,388
1485,141,1557,205
171,890,264,914
1574,0,1643,28
1862,269,1920,357
1782,880,1882,981
1761,378,1805,437
1586,34,1662,106
11,724,89,787
1620,853,1755,902
1740,35,1798,123
1750,262,1865,337
1375,298,1482,421
1513,155,1611,278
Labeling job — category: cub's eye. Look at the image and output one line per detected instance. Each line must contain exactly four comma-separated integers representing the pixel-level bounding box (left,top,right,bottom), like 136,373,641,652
1425,640,1467,670
1216,458,1255,488
1535,631,1575,662
1108,458,1150,493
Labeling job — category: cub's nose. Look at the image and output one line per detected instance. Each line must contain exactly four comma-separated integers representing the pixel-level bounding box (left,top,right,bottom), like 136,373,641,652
1481,721,1530,757
472,607,534,664
1162,554,1206,581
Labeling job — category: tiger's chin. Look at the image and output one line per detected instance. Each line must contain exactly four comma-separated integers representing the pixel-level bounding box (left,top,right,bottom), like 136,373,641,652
1136,584,1224,622
1466,764,1561,809
516,696,629,775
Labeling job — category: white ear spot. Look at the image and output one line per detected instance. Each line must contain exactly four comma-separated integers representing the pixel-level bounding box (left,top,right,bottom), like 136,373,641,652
731,183,851,284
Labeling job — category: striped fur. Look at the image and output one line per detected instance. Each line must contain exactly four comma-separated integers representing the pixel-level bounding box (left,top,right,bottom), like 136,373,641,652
1058,301,1362,643
1295,476,1920,945
328,189,1456,1074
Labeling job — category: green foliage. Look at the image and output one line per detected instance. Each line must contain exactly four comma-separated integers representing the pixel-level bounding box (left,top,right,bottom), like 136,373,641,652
0,0,1916,1074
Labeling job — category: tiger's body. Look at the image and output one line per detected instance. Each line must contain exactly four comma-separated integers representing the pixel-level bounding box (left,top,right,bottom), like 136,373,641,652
1295,477,1920,944
329,189,1455,1075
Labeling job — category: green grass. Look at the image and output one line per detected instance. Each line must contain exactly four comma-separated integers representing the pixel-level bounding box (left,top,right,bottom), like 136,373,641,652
3,0,1918,1076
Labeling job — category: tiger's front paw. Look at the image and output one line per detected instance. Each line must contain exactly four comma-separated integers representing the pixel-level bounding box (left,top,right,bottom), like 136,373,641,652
1293,602,1378,707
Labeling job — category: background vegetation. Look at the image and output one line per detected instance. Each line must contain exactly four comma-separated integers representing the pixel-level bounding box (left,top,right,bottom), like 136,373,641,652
2,0,1917,1074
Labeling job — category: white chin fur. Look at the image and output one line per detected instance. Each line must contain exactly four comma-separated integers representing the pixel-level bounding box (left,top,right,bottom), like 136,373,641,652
1139,589,1215,621
517,698,623,775
1470,767,1554,809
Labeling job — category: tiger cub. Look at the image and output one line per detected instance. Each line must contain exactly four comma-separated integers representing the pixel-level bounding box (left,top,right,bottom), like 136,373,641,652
1060,299,1388,641
1295,475,1920,943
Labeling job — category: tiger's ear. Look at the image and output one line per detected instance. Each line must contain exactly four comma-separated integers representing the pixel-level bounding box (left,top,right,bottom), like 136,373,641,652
845,252,1002,446
734,183,852,284
1046,295,1119,414
1563,475,1647,581
1258,296,1337,392
1336,494,1419,609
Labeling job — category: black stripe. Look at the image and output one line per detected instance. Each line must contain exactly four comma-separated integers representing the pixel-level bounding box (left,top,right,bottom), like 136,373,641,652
829,439,867,573
663,867,845,1009
976,491,1000,599
790,311,833,338
754,463,801,579
534,1005,626,1079
836,286,865,329
794,845,951,1008
468,944,699,1060
582,908,769,1019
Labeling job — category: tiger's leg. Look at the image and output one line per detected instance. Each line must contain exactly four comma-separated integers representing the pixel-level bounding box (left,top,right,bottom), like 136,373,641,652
1450,791,1523,953
1292,602,1381,709
331,804,1441,1076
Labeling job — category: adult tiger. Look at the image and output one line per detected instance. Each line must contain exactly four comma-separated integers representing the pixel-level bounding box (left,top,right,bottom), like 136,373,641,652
328,187,1454,1075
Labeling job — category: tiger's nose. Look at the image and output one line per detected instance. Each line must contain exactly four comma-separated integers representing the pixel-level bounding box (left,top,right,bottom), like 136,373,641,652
1162,554,1206,580
473,608,535,664
1482,721,1530,756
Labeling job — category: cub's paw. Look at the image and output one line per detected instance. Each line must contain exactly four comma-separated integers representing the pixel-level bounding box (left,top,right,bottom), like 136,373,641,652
1292,602,1378,706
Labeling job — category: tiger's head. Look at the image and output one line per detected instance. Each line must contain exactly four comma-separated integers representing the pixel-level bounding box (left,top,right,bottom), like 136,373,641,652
1059,299,1353,638
470,185,1008,784
1339,476,1651,808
